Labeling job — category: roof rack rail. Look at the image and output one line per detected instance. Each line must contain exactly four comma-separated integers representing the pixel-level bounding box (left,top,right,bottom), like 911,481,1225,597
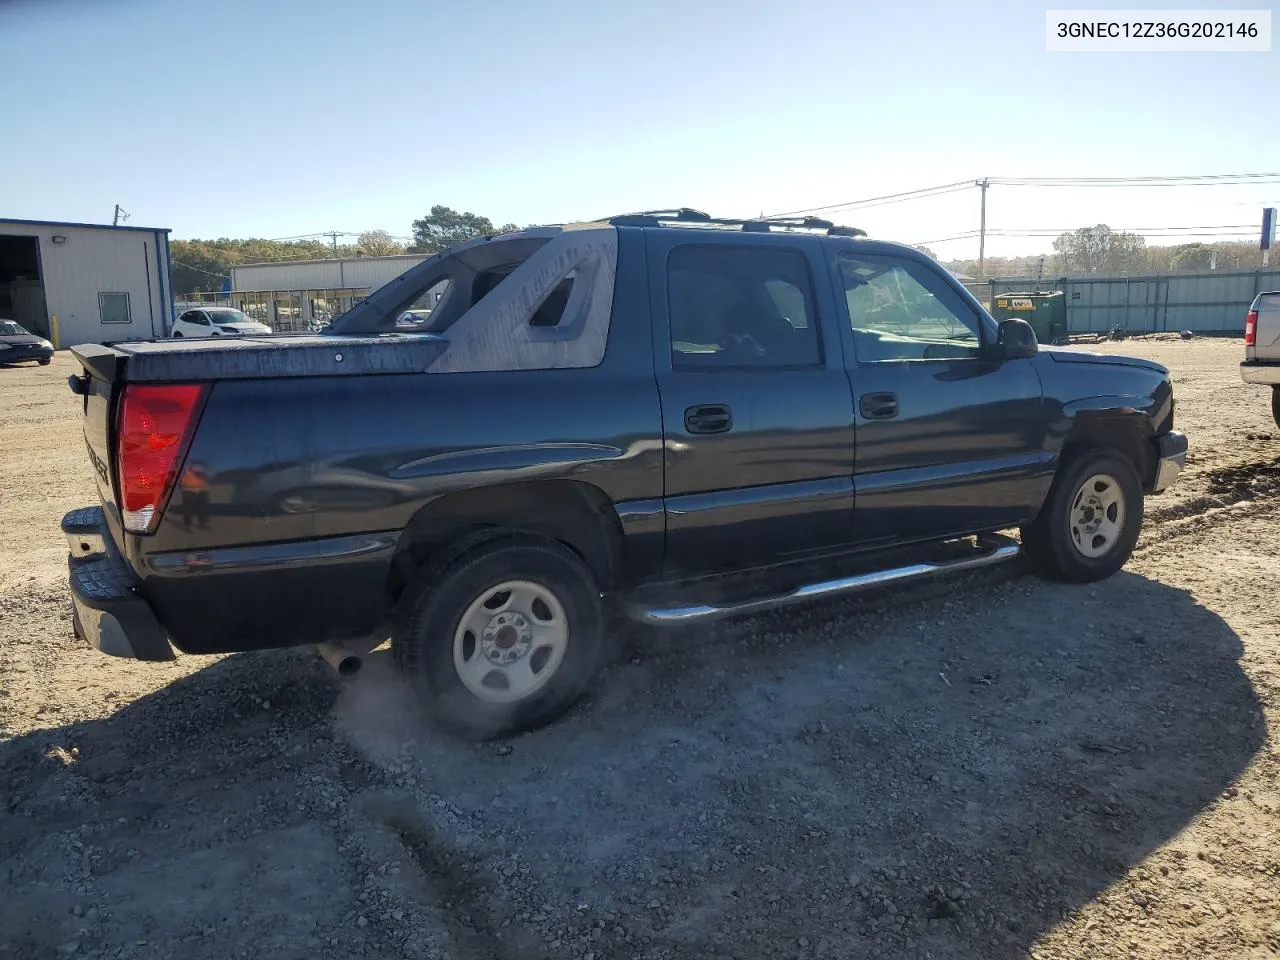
604,208,712,226
603,209,867,238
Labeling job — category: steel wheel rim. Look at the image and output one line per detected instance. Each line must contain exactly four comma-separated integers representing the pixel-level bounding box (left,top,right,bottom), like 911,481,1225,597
452,579,569,704
1069,472,1126,559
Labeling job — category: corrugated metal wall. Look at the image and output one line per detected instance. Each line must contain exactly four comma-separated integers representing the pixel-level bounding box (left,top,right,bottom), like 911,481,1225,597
968,269,1280,333
0,221,171,347
231,254,428,293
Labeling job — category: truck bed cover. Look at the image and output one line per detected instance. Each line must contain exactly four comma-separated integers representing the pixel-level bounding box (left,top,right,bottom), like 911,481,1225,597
71,333,447,383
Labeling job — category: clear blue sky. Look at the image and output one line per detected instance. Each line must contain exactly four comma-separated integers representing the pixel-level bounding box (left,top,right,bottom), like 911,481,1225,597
1,0,1275,258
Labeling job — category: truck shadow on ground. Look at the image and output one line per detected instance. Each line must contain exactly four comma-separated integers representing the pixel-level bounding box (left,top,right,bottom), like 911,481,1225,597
0,566,1265,960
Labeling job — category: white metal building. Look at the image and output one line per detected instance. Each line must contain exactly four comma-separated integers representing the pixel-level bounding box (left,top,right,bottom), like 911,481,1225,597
0,218,173,348
221,254,430,331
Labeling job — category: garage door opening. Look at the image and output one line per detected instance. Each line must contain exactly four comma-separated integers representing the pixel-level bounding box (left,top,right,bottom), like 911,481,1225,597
0,236,49,339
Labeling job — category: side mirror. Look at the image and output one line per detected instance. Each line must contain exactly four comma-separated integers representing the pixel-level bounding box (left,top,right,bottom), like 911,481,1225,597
996,318,1038,360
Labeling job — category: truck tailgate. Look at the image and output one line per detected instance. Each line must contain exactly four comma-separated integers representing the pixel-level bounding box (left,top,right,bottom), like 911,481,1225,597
80,365,119,516
1251,293,1280,362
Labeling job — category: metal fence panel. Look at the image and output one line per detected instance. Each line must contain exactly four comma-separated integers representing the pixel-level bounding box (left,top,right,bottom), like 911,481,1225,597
965,269,1280,334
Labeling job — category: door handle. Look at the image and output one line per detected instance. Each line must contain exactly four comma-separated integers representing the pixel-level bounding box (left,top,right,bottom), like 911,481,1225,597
685,403,733,434
859,392,899,420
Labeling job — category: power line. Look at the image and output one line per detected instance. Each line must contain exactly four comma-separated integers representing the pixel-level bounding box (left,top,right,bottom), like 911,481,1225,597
993,223,1256,235
171,260,229,278
763,180,975,219
912,230,982,246
768,172,1280,222
991,173,1280,187
774,172,1280,264
912,224,1261,245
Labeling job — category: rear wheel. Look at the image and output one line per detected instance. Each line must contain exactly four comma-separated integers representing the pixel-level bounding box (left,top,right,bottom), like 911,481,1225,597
38,357,51,366
172,331,184,338
1021,448,1143,583
1271,387,1280,430
393,533,605,739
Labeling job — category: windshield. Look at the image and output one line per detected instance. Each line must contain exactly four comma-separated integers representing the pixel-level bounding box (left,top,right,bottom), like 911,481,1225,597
0,321,29,336
207,309,254,325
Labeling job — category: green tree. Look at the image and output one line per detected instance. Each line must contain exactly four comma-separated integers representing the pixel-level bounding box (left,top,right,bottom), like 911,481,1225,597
168,238,360,296
1167,243,1214,272
912,245,937,259
410,206,499,253
169,240,232,296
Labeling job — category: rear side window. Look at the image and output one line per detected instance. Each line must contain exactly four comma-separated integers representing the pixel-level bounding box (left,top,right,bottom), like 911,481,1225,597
667,245,821,369
472,266,574,327
399,278,452,328
1257,292,1280,310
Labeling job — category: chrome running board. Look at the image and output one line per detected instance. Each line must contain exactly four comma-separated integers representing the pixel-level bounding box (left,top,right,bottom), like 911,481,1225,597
627,536,1020,626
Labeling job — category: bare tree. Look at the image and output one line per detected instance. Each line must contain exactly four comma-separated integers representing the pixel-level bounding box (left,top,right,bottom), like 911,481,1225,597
358,230,403,257
1052,225,1146,275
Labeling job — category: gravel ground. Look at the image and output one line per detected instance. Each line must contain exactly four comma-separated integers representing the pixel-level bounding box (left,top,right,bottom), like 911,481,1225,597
2,339,1278,960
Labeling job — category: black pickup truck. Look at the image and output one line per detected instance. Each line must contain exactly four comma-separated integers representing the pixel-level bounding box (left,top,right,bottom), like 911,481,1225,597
63,210,1187,738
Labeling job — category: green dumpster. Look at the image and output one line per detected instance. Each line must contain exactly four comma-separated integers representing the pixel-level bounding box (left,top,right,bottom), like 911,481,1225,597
989,291,1067,345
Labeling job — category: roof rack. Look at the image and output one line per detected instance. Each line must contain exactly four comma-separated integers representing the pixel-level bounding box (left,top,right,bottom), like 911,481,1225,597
603,208,866,238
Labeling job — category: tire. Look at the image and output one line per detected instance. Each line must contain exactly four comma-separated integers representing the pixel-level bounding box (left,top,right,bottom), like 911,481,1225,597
172,331,183,338
38,358,51,366
1020,448,1143,583
393,532,605,739
1271,387,1280,430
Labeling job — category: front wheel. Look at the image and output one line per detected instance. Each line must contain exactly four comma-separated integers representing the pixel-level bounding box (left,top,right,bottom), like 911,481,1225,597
393,533,605,739
1271,387,1280,430
38,357,51,366
1021,448,1144,583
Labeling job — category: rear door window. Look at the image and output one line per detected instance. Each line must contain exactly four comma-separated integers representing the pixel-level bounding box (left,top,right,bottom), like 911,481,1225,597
666,245,822,369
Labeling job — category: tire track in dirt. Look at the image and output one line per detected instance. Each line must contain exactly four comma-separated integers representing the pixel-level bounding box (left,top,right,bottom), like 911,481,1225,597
1139,453,1280,552
380,807,546,960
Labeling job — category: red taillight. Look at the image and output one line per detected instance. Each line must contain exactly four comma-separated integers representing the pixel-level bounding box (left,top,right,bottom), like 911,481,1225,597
1245,310,1258,346
116,384,204,533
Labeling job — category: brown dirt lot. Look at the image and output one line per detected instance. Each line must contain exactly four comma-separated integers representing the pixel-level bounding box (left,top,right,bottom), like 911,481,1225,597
1,339,1278,960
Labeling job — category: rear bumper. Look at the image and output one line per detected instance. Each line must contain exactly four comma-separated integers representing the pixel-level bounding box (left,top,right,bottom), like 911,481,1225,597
1240,361,1280,385
1151,431,1188,494
63,506,175,662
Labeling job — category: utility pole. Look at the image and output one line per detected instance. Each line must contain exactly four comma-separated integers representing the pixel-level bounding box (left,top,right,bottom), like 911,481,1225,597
112,204,129,227
976,179,989,277
327,231,340,257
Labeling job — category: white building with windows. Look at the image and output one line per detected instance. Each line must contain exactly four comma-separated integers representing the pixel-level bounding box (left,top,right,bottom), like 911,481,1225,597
0,218,173,348
221,254,431,331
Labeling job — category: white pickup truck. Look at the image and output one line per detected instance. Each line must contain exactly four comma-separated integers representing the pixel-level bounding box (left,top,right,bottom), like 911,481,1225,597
1241,291,1280,427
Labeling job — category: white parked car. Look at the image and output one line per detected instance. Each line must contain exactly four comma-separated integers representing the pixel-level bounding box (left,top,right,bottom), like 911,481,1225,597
395,309,433,329
171,308,272,338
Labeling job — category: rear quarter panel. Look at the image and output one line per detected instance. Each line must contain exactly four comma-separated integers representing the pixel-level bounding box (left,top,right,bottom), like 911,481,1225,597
128,227,664,653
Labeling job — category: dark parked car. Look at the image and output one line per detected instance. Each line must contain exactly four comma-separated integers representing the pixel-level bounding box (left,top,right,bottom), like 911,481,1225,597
61,210,1187,738
0,320,53,365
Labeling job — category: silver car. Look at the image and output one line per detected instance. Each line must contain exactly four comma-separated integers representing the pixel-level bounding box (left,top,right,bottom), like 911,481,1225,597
1241,291,1280,426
